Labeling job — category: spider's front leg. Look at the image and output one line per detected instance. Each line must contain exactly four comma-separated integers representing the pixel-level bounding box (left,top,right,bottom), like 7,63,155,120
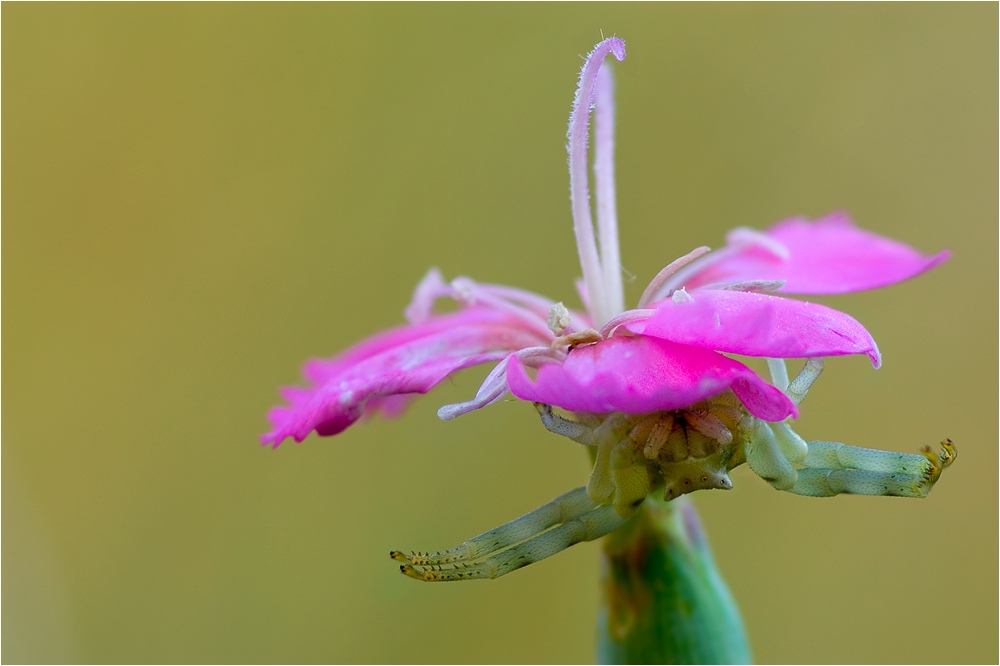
392,485,632,581
534,402,627,445
791,439,956,498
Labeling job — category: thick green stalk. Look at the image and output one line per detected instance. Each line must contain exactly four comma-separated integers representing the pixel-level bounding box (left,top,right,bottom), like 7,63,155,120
596,495,751,664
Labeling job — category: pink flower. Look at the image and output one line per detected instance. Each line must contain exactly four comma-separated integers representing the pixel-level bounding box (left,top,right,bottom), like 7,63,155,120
261,37,946,450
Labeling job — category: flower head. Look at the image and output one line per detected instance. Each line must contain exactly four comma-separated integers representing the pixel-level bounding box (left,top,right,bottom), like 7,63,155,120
263,38,953,580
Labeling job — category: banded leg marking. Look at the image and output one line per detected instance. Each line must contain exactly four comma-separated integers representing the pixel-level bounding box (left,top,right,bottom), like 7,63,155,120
391,485,632,581
791,439,956,498
390,486,597,567
397,502,629,581
786,358,824,406
534,403,598,445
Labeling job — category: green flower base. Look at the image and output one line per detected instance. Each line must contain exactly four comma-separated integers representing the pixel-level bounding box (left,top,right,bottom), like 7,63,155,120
597,496,751,665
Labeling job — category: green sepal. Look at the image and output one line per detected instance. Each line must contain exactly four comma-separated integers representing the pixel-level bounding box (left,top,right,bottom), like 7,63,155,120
596,496,751,665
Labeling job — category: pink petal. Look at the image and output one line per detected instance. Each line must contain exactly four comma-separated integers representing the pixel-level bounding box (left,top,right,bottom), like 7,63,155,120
686,212,949,294
506,335,795,422
629,290,881,367
262,308,545,447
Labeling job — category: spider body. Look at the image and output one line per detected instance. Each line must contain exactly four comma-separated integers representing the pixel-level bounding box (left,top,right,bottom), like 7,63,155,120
392,359,954,582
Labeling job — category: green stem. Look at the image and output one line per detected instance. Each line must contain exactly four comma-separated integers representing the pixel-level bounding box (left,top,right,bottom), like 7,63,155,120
596,495,751,664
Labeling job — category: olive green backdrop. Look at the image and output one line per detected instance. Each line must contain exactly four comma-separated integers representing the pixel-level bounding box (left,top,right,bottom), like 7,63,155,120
4,4,996,664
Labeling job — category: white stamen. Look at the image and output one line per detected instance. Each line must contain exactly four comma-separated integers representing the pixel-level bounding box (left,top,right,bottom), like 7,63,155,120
657,225,789,298
637,246,712,307
404,268,450,324
451,277,477,303
598,308,656,338
450,277,554,340
437,346,565,421
483,284,560,318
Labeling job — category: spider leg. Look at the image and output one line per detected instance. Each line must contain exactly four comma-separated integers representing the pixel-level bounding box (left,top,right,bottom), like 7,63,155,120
790,439,956,498
771,421,808,464
766,358,790,391
785,358,824,406
391,485,601,571
397,499,630,581
743,417,797,491
534,402,632,445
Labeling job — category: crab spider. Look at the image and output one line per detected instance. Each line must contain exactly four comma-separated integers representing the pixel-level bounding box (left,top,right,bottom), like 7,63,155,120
392,359,954,581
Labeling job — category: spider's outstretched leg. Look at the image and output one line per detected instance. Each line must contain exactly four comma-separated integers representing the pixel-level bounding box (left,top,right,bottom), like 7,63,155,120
745,358,956,498
390,485,597,567
785,358,824,406
766,357,790,392
790,439,956,498
394,494,630,581
392,483,637,581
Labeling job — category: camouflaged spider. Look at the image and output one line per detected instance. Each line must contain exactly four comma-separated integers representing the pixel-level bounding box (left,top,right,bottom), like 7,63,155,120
392,358,954,581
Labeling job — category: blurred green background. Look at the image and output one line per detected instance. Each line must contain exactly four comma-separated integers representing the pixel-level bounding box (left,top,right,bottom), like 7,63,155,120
3,4,996,664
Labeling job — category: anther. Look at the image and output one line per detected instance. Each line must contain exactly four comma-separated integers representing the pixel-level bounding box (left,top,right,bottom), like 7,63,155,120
547,302,572,336
671,288,694,305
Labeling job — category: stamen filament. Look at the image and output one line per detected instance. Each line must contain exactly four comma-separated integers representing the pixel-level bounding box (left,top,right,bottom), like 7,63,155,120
637,246,711,307
450,277,554,340
481,284,564,320
699,279,787,293
598,308,657,338
437,346,566,421
656,227,789,299
404,268,449,324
